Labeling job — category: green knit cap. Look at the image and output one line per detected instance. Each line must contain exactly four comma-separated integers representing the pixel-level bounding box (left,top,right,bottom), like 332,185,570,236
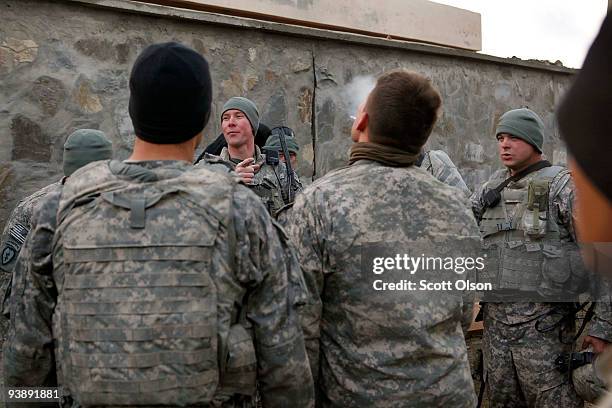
63,129,113,176
495,108,544,153
221,97,260,135
264,134,300,154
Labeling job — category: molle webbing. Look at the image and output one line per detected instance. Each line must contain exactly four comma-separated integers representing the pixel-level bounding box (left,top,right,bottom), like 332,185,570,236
71,323,213,342
75,372,217,406
480,165,568,294
54,161,238,406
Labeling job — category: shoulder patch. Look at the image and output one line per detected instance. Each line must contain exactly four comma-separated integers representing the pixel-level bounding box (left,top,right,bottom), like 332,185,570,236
1,245,16,265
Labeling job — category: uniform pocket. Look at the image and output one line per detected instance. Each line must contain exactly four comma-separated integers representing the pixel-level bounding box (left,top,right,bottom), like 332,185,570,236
221,324,257,397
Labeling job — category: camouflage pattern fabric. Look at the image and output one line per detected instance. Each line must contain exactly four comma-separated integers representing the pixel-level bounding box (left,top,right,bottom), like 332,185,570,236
574,301,612,404
589,296,612,344
0,181,62,345
419,150,471,196
572,347,610,404
286,159,480,407
482,306,582,408
3,160,314,408
199,146,302,217
0,181,62,275
471,166,612,407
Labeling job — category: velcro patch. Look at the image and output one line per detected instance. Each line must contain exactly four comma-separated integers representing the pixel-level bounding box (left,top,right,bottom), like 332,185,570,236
1,246,16,265
9,223,29,246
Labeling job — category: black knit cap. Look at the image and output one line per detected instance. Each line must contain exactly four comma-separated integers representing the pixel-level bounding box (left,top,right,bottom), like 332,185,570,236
129,42,212,144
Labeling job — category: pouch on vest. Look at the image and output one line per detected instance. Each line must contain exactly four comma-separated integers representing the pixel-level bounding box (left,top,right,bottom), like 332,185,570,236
56,184,221,406
251,176,284,217
522,179,549,238
539,244,587,301
498,246,542,292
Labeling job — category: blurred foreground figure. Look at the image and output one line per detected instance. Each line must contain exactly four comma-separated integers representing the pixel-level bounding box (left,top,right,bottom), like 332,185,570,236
557,11,612,408
287,70,480,407
3,42,313,408
557,11,612,278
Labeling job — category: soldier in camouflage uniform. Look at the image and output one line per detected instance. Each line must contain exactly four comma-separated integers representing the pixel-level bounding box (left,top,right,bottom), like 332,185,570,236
1,183,60,282
264,132,301,174
3,42,313,408
0,129,112,319
417,149,471,196
285,70,480,407
471,108,612,407
198,97,301,218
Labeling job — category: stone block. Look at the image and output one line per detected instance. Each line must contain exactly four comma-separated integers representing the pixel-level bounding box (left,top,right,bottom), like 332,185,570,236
27,76,67,117
10,115,50,162
73,77,103,114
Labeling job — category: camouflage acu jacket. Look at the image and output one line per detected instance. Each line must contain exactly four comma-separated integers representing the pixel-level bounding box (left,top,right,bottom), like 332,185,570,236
286,159,480,407
0,181,62,275
419,150,471,196
0,181,62,322
3,160,314,408
199,146,302,217
471,166,612,337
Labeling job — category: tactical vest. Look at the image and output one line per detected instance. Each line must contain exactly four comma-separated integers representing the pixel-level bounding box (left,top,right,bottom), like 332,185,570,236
52,160,255,406
479,166,583,299
211,147,289,216
249,162,288,216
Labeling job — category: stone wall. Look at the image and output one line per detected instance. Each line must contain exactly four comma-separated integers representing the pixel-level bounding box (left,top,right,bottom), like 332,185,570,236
0,0,575,229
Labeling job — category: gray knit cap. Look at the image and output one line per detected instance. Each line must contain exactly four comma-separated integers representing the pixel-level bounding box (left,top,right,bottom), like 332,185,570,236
222,97,260,135
495,108,545,153
264,134,300,154
63,129,113,176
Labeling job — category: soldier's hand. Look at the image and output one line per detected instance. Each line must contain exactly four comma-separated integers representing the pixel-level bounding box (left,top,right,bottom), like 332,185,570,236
582,335,610,354
235,158,261,184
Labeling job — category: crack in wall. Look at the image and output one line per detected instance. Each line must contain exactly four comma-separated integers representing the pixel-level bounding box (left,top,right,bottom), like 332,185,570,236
310,44,317,181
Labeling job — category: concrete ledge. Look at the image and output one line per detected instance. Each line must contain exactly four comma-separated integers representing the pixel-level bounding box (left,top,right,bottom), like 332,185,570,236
66,0,576,75
130,0,482,51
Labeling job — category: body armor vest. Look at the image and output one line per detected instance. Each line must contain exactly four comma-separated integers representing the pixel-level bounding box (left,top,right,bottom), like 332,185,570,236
53,161,254,406
479,166,583,300
215,147,290,217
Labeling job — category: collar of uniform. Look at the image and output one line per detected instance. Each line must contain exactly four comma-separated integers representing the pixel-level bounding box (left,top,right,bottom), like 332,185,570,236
121,160,193,169
113,160,193,182
220,146,264,163
350,158,383,167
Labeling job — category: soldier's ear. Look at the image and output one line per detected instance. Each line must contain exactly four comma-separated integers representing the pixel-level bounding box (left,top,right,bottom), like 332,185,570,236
355,112,368,131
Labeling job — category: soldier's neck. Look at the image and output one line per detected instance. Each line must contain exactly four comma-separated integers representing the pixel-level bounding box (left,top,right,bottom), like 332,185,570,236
228,142,255,161
128,136,197,163
508,155,543,176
